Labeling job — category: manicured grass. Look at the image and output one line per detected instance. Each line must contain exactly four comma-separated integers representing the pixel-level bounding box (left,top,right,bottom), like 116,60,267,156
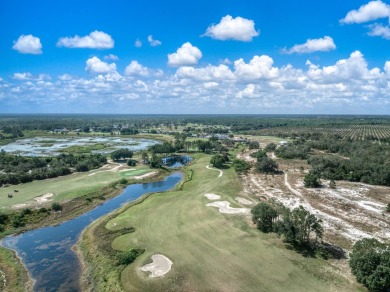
0,164,153,209
85,153,359,291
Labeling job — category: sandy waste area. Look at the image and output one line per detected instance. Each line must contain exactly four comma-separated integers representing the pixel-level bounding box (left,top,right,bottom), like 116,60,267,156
239,150,390,248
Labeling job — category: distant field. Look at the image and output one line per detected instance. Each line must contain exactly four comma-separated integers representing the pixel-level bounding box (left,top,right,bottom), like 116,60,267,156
0,164,152,210
257,124,390,141
82,153,360,291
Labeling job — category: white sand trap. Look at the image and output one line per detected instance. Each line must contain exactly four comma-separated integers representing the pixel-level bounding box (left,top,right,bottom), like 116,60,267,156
206,201,250,215
134,171,157,179
204,193,221,200
34,193,54,204
235,197,254,205
140,254,173,278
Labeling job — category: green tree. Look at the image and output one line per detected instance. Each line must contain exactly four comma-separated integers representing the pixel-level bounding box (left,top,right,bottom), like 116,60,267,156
349,238,390,291
255,157,278,174
232,159,250,173
251,202,278,232
264,143,277,152
248,141,260,150
210,154,224,168
111,148,133,161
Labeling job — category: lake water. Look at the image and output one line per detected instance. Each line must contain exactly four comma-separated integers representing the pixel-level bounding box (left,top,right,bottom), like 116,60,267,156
1,172,183,292
0,136,159,156
162,155,193,168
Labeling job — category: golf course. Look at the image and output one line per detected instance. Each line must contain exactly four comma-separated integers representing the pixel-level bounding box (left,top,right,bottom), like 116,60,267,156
79,153,361,291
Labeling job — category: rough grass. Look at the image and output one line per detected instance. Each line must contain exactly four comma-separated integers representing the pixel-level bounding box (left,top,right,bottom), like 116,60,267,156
0,164,152,209
0,246,33,292
81,153,361,292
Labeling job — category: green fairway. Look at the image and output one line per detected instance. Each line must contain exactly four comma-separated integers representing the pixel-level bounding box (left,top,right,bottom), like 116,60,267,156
94,153,359,291
0,164,152,210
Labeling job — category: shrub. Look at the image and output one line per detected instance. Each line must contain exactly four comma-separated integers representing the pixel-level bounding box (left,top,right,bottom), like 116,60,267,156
387,203,390,213
116,248,145,265
118,178,128,185
304,172,321,188
51,202,62,211
12,215,25,228
127,159,137,167
0,212,9,225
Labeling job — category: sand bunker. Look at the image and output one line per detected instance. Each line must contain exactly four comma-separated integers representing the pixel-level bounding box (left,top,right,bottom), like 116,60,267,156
206,201,250,215
235,197,254,205
34,193,54,204
204,193,221,200
140,254,173,278
134,171,157,180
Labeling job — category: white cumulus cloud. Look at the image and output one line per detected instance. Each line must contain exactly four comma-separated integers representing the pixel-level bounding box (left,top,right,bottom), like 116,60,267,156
12,35,42,54
234,55,279,80
167,42,202,67
13,72,33,80
57,31,114,49
147,35,162,46
368,23,390,39
283,36,336,54
340,1,390,24
176,64,234,81
125,61,150,76
85,57,117,74
135,39,142,48
104,54,119,61
204,15,259,41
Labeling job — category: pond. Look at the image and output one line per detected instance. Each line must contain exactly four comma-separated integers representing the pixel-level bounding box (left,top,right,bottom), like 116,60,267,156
1,172,183,292
0,136,159,156
162,155,193,168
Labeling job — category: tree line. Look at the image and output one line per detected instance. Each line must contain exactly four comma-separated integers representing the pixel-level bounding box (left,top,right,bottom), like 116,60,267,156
0,151,107,186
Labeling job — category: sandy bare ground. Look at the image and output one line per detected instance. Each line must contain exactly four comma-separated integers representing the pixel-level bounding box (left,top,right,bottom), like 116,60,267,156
0,269,6,289
34,193,54,204
206,165,223,178
238,151,390,248
140,254,173,278
134,172,157,180
206,201,250,215
11,203,27,209
204,193,221,200
235,197,254,205
87,163,124,176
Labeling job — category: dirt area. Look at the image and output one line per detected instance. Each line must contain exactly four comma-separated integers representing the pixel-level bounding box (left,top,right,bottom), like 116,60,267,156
235,197,254,205
134,172,157,180
206,201,250,215
140,254,173,278
238,150,390,250
88,163,124,176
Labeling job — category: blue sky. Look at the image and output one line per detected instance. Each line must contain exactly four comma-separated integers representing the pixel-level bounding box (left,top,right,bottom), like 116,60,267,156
1,0,390,114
